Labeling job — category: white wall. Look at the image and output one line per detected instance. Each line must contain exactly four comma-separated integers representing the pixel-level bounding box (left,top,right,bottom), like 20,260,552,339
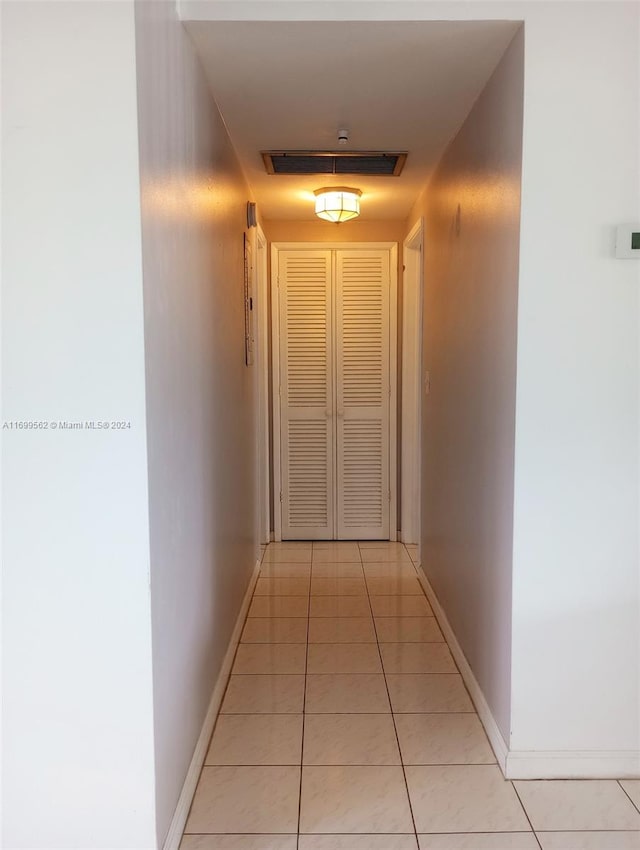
407,27,524,741
510,2,639,767
134,1,258,843
1,2,156,847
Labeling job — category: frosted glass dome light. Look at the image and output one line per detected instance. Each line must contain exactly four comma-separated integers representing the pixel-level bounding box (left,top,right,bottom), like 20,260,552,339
314,187,362,223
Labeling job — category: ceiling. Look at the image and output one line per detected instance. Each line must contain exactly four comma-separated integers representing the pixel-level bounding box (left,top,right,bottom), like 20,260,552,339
185,20,520,221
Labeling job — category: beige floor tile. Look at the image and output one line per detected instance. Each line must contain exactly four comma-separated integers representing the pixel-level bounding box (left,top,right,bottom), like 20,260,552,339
267,541,312,551
241,617,308,643
305,673,390,713
310,577,368,596
205,714,303,765
514,779,640,831
312,545,361,562
221,674,305,713
299,837,417,850
248,595,309,617
418,834,538,849
366,576,424,595
307,643,383,674
395,713,495,764
185,765,300,833
182,538,639,847
309,595,372,617
303,713,401,765
621,779,640,810
358,541,407,550
309,617,376,643
386,674,474,713
181,836,297,850
260,562,312,578
361,548,413,563
363,562,418,578
232,644,307,674
380,642,456,674
375,616,444,643
300,765,414,833
314,541,361,550
537,832,640,849
406,765,529,832
263,547,312,563
311,562,364,578
255,577,310,596
370,594,433,617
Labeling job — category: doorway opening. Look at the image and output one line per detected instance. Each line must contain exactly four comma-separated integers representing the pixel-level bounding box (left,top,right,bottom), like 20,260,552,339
400,218,424,548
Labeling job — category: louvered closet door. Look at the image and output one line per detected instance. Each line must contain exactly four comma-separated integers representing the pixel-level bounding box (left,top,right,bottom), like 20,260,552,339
335,250,390,539
278,251,334,539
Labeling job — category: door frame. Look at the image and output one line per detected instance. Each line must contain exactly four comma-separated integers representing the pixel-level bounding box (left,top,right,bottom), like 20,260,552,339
254,223,270,544
400,218,424,547
271,241,398,541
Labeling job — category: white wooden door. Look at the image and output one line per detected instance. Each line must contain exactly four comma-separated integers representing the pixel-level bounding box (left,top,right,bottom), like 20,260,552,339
335,250,390,539
278,250,334,539
276,245,393,540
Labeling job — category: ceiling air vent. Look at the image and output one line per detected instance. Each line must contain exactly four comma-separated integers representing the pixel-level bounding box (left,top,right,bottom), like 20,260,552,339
262,151,407,177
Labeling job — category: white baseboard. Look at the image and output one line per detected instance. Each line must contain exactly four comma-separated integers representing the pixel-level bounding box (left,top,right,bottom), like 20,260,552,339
415,565,640,781
162,558,262,850
415,567,509,774
399,532,418,545
505,750,640,779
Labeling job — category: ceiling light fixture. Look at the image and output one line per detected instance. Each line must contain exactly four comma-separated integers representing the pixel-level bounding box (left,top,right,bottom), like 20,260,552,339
314,186,362,223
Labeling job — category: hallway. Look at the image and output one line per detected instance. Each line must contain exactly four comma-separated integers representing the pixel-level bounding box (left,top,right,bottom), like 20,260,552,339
180,543,640,850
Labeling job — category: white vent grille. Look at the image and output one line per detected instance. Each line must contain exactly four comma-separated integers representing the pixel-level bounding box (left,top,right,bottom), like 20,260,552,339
262,151,407,176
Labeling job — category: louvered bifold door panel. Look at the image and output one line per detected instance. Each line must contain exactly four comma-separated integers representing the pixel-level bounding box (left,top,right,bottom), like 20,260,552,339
335,250,390,539
279,251,334,539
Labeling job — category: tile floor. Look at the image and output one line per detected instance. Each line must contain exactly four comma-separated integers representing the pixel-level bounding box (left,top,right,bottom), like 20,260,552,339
181,542,640,850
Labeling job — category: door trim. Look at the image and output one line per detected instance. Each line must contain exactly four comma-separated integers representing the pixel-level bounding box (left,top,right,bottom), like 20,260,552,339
401,218,423,546
254,224,270,544
271,241,398,541
388,243,398,543
270,242,283,541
